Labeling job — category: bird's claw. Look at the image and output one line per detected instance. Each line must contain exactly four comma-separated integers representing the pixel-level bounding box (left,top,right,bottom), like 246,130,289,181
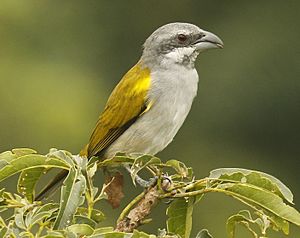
135,176,158,188
135,175,172,191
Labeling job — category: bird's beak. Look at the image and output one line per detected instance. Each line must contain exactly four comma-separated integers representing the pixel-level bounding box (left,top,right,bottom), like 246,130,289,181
193,30,224,52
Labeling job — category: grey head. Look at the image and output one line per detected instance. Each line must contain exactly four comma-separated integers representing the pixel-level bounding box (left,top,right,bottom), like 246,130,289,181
141,22,223,67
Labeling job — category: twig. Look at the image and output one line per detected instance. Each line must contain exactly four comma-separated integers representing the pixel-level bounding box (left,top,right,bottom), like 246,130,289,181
115,186,161,232
117,190,147,223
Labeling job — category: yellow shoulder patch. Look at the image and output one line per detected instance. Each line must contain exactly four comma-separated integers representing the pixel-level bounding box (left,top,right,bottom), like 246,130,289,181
81,62,152,158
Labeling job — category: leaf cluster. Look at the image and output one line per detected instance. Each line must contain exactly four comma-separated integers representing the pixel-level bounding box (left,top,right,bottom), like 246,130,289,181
0,148,299,237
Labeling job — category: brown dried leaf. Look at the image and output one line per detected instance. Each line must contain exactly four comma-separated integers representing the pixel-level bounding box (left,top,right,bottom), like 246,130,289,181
104,172,124,209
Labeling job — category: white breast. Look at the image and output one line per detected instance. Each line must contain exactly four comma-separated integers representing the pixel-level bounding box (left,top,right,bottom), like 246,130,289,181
105,64,199,158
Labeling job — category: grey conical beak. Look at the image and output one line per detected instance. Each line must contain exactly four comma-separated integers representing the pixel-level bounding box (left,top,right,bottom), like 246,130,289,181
194,30,224,52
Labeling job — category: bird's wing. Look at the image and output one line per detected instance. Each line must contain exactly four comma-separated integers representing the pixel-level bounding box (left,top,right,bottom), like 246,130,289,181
82,62,152,158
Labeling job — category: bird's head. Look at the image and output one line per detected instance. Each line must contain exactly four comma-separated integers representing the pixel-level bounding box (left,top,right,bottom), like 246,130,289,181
142,22,223,67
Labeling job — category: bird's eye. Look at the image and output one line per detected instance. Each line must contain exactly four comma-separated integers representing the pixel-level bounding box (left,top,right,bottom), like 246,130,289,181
177,34,187,42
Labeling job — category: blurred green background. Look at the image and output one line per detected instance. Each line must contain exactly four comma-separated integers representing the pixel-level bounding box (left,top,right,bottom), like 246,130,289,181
0,0,299,237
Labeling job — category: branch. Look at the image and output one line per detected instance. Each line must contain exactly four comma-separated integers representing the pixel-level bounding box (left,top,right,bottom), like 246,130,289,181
115,186,161,232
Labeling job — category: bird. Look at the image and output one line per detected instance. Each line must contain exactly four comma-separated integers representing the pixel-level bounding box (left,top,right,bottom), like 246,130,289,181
36,22,223,207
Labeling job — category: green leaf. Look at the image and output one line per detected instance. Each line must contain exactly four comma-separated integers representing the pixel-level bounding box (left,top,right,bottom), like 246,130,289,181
89,231,130,238
210,168,293,204
67,224,94,236
208,169,293,234
17,167,45,202
130,154,161,185
14,213,26,230
42,230,70,238
226,210,260,238
97,154,134,168
0,216,6,227
42,232,64,238
47,149,76,168
132,230,157,238
53,167,86,229
12,148,37,156
87,162,98,178
0,148,36,170
37,203,59,214
217,183,300,227
0,154,69,182
27,205,58,228
89,230,156,238
259,209,289,234
166,160,192,179
0,151,17,169
19,231,36,237
74,215,97,228
92,227,114,234
76,207,105,223
0,227,8,237
196,229,214,238
157,229,167,237
167,197,194,238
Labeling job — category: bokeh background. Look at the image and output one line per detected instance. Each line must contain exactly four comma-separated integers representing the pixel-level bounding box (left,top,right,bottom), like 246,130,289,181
0,0,299,237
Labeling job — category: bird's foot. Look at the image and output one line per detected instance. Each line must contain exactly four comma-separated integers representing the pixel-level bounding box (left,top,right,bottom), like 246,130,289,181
133,174,172,191
124,164,172,189
135,176,158,188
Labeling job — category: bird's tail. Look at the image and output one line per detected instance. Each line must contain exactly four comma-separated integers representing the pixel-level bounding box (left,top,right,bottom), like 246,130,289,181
36,168,124,208
35,169,68,201
36,149,88,201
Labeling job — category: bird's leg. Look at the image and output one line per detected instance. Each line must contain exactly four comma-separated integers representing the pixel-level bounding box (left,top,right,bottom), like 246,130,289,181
124,165,157,188
124,165,172,190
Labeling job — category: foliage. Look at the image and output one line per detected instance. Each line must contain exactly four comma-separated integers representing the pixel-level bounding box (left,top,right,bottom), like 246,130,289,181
0,148,299,237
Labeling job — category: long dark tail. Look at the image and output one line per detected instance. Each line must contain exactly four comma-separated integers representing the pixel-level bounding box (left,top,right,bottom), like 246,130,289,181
35,169,68,201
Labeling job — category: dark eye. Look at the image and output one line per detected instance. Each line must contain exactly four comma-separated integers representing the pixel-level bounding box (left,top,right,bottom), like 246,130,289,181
177,34,187,42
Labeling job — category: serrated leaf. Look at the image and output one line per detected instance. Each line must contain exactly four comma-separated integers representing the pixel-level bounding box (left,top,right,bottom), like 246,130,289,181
210,168,293,204
53,167,86,229
130,155,161,185
17,167,45,202
196,229,214,238
218,183,300,227
167,197,194,238
67,224,94,236
0,154,69,183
